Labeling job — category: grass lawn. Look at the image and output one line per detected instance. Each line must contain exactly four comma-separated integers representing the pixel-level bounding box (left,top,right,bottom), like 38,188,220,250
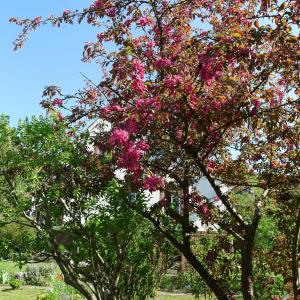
153,292,212,299
0,285,45,300
0,261,26,273
154,296,196,299
0,260,55,273
0,288,200,300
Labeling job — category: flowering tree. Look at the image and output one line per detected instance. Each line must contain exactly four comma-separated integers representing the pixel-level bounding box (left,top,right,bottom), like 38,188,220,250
10,0,299,299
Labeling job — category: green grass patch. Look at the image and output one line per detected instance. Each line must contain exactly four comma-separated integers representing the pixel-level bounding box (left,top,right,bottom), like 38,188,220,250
0,260,54,273
0,261,25,273
0,285,45,300
153,292,210,299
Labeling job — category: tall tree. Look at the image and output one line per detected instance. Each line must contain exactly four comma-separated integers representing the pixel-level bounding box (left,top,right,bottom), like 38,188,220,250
11,0,299,299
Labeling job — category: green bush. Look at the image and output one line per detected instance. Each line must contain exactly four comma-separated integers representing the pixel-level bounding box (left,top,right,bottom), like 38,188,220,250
9,278,22,289
160,274,175,291
25,265,54,286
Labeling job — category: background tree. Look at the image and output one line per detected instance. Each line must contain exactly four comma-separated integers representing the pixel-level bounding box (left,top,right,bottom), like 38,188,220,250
0,115,173,300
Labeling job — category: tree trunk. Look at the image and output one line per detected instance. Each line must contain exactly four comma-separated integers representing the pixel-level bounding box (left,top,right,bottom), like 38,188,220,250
241,213,260,300
241,244,255,300
181,247,230,300
140,208,230,300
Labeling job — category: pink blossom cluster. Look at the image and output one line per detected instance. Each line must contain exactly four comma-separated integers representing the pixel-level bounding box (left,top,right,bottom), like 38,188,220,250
197,52,223,86
52,98,63,106
131,59,146,94
117,143,142,172
102,105,123,115
135,141,150,151
107,6,117,17
92,0,105,9
143,175,165,192
147,40,155,48
176,128,184,140
63,10,71,16
132,59,144,78
123,18,131,27
116,140,149,173
32,16,42,26
131,75,146,94
250,98,261,115
139,17,152,27
206,160,217,171
135,98,160,110
191,193,210,216
109,128,129,147
144,40,155,58
154,58,172,69
109,126,150,174
123,118,139,135
164,75,183,95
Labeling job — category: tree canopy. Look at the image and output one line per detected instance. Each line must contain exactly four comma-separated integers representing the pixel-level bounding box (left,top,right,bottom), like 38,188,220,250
7,0,300,299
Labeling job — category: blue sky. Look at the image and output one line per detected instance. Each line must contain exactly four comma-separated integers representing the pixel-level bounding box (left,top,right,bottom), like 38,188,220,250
0,1,99,126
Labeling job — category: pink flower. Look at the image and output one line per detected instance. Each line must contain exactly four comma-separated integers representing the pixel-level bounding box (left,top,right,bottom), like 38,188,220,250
176,129,184,140
123,118,139,134
147,40,155,48
123,18,131,27
212,100,221,110
109,128,129,147
52,98,63,106
32,16,42,26
191,193,203,205
252,98,261,108
135,98,159,110
131,75,146,94
132,59,144,78
139,17,152,27
97,33,103,41
63,10,71,16
107,6,117,17
206,160,217,171
200,204,210,216
143,176,165,192
145,49,153,58
164,75,182,94
117,144,142,172
162,0,169,7
102,105,123,114
155,58,172,69
197,52,223,86
136,141,149,151
93,0,105,9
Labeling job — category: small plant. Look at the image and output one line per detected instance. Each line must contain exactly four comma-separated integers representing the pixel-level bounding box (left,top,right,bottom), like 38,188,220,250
37,293,56,300
0,271,11,284
9,278,22,289
40,273,83,300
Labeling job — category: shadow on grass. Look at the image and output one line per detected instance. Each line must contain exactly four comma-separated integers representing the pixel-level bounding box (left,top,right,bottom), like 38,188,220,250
1,288,15,292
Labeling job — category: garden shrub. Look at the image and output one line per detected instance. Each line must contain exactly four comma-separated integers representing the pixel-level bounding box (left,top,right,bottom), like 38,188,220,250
25,264,54,286
9,278,22,289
